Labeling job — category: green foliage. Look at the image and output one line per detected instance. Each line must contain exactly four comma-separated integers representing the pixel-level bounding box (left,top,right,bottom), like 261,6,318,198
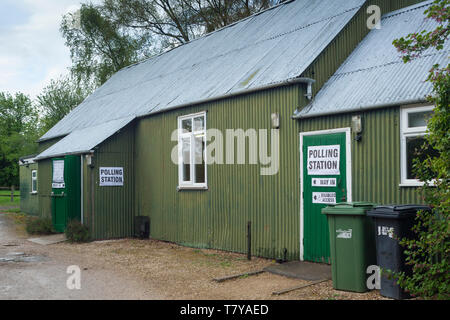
61,3,147,87
26,217,55,235
393,0,449,63
0,92,39,187
37,76,92,134
103,0,274,48
65,220,90,243
393,0,450,300
0,190,20,207
61,1,275,87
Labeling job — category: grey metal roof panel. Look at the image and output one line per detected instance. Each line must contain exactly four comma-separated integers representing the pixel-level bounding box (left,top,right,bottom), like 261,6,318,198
35,116,134,160
40,0,365,142
295,1,449,118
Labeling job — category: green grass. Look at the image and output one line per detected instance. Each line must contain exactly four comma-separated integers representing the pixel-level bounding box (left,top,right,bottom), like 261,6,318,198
0,190,20,207
2,208,21,213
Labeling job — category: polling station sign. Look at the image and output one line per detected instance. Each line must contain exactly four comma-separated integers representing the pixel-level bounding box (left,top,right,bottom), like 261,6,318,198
307,145,340,175
52,160,65,189
99,167,124,186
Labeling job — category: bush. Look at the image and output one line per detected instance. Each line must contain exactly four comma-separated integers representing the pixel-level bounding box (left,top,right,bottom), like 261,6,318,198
26,217,55,235
393,0,449,300
65,220,90,243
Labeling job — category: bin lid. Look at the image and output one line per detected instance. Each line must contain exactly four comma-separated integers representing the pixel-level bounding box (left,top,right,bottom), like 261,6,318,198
321,202,375,216
367,205,431,219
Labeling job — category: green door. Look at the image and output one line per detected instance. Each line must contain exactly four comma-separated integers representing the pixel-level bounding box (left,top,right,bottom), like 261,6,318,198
51,156,81,232
52,158,67,232
302,132,349,263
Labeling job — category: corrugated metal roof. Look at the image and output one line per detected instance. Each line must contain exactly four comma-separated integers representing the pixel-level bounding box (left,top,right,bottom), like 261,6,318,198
35,116,134,160
294,1,449,118
39,0,365,143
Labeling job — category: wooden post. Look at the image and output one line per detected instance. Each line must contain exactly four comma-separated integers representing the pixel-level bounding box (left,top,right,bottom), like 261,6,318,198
10,185,14,202
247,221,251,261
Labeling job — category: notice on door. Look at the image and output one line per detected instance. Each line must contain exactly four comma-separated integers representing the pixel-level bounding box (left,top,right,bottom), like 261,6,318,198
307,145,340,175
52,160,65,189
312,192,336,204
99,167,124,186
312,178,337,187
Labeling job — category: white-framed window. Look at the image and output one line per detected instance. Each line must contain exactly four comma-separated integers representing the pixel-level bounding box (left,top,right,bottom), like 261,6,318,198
177,112,207,189
31,169,38,193
400,105,437,186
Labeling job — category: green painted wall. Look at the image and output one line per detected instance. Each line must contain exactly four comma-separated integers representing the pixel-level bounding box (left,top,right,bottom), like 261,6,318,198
135,85,301,260
19,163,39,215
36,137,65,220
297,106,423,204
37,137,62,153
37,159,52,219
84,123,136,240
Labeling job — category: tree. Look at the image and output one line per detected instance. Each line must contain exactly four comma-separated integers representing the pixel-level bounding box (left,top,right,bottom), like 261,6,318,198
61,3,149,87
0,92,39,187
392,0,449,299
37,75,92,134
61,1,275,88
103,0,274,48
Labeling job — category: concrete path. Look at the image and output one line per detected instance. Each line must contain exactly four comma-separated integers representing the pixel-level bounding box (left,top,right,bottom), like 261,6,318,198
28,234,67,245
264,261,332,281
0,214,161,300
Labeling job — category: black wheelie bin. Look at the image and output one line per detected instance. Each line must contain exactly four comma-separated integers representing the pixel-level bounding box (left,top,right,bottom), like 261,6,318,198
367,205,431,299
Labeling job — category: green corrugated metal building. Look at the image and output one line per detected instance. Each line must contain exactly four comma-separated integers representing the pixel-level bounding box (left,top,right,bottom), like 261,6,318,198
19,155,39,216
20,0,439,262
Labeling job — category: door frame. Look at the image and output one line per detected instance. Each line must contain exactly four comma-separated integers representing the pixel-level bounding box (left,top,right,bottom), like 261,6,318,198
299,127,352,261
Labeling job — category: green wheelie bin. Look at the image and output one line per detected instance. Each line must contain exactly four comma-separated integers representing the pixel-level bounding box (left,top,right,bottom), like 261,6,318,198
322,202,377,293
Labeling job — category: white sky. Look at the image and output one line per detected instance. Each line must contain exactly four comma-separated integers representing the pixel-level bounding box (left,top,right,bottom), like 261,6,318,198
0,0,99,99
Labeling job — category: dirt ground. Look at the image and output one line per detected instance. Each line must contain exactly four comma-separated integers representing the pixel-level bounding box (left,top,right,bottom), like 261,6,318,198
0,212,387,300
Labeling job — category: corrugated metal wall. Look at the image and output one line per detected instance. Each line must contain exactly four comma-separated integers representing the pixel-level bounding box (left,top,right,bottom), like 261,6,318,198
19,163,39,215
298,106,423,204
37,159,52,219
36,137,63,219
37,137,62,153
135,85,301,260
136,97,424,261
85,123,136,240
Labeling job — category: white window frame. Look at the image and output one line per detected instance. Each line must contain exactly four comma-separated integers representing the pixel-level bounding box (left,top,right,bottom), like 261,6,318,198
31,169,38,194
177,111,207,190
400,105,434,187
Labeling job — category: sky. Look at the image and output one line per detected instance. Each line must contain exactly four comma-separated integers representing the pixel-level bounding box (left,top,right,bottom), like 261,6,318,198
0,0,98,99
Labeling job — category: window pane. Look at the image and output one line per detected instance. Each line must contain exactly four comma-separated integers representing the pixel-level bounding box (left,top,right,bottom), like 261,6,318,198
194,136,205,183
408,111,433,128
193,116,205,132
182,137,191,182
32,180,37,192
181,119,192,132
406,136,439,179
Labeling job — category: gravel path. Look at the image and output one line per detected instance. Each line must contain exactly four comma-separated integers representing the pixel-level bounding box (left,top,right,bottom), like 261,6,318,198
0,213,159,299
0,212,387,300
